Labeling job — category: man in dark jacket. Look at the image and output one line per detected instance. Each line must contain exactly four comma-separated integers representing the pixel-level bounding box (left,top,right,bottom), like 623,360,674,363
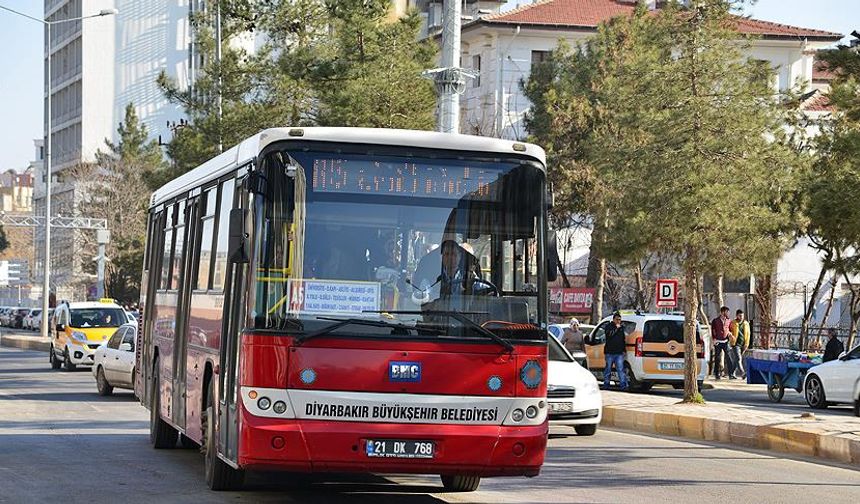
823,328,845,362
711,306,731,380
603,312,629,390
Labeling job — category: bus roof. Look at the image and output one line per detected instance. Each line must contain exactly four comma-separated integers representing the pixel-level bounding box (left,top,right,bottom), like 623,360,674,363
150,128,547,208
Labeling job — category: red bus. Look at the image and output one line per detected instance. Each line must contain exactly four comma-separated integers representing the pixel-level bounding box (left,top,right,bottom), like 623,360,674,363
136,127,555,492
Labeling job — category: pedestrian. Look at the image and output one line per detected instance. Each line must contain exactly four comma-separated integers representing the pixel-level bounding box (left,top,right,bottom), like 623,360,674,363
823,328,845,362
728,309,750,379
603,312,629,390
711,306,731,380
561,318,584,355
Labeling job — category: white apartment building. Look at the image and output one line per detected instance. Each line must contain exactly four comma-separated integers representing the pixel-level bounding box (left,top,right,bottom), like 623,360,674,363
36,0,196,300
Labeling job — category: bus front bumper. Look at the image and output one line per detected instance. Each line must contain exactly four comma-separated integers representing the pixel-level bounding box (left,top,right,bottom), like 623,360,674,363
238,413,547,477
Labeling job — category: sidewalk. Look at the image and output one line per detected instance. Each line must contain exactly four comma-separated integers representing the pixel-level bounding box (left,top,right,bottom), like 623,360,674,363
0,330,50,352
600,384,860,467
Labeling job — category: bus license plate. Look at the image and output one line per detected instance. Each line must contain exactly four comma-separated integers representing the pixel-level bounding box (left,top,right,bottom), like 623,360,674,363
366,439,435,459
659,361,684,371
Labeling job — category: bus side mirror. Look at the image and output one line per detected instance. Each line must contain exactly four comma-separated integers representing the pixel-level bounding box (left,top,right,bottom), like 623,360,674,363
546,230,559,282
228,208,250,264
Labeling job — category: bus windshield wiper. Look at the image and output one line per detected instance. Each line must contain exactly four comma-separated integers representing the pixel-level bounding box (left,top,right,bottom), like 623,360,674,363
366,310,515,353
293,317,444,346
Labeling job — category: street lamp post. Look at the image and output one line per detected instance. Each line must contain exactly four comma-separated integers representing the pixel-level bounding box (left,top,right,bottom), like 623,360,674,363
0,5,117,338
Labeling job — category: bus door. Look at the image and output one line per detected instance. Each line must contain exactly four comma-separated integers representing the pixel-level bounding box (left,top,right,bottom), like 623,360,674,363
219,174,247,464
172,196,201,430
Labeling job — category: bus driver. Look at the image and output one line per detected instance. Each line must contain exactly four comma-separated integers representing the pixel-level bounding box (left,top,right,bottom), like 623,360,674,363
412,239,484,301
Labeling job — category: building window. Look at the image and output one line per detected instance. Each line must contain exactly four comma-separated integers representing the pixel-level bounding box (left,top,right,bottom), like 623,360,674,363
472,54,481,88
531,50,551,68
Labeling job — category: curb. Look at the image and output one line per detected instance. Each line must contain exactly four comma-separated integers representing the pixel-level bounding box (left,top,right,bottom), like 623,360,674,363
0,334,51,353
601,405,860,467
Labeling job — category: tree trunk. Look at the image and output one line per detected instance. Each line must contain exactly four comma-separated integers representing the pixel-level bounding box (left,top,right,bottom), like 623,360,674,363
814,275,837,345
634,260,647,311
716,274,725,309
586,216,607,324
800,260,829,351
592,257,606,323
683,262,702,403
754,273,774,349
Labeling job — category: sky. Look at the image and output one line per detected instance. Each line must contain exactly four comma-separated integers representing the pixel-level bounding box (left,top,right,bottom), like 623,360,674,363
0,1,857,172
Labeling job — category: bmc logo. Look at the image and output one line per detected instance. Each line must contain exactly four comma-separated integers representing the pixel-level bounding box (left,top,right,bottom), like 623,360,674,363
388,361,421,382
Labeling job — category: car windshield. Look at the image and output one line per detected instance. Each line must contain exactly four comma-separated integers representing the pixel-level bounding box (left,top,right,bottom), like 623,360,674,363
548,336,573,362
251,145,547,342
70,308,126,328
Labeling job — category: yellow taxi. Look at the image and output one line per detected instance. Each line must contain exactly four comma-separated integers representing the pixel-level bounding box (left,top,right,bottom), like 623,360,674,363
49,299,130,371
584,312,709,391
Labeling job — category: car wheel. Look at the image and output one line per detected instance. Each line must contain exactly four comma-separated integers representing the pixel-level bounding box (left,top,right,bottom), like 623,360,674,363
804,375,828,409
575,424,597,436
624,365,643,392
853,399,859,418
49,346,61,370
203,381,245,490
150,362,178,448
96,366,113,396
440,475,481,492
63,348,76,371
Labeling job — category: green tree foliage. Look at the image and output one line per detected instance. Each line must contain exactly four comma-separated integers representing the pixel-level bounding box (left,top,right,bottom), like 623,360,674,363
525,1,806,401
0,226,8,255
75,104,165,304
806,37,860,348
158,0,436,181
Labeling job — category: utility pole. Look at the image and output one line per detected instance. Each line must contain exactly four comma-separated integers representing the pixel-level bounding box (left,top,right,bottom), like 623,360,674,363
424,0,475,134
215,2,223,153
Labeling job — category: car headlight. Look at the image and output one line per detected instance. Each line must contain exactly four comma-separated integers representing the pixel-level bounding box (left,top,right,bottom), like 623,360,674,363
72,331,88,342
580,379,599,395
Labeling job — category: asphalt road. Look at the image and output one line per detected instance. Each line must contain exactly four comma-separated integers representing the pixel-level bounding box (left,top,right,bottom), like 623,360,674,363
1,345,858,504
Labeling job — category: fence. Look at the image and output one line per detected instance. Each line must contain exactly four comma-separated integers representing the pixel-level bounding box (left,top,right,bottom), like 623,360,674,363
751,323,854,351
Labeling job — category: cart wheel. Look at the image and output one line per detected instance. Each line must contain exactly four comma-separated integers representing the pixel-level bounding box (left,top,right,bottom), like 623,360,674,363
767,374,784,402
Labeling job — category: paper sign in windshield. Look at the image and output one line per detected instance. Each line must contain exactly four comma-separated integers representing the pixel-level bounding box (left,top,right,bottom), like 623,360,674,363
288,280,380,315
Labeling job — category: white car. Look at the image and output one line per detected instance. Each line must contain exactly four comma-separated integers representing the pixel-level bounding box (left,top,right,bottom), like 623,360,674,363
547,335,603,435
803,343,860,415
92,323,137,396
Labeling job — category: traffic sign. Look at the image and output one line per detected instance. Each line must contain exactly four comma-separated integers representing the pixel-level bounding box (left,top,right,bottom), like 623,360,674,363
655,279,678,308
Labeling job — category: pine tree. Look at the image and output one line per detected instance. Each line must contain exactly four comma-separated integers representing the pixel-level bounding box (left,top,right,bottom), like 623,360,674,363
525,1,806,402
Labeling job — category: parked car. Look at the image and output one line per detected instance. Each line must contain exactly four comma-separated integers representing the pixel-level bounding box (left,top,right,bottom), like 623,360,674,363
23,309,41,330
92,323,137,395
0,307,13,326
584,312,708,392
547,335,603,435
803,343,860,416
49,299,127,371
10,308,31,328
33,308,54,332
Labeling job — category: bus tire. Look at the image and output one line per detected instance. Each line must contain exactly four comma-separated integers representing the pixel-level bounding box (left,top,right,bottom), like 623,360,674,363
441,475,481,492
204,382,244,490
150,364,178,448
49,346,61,370
180,434,199,449
96,366,113,396
63,348,76,371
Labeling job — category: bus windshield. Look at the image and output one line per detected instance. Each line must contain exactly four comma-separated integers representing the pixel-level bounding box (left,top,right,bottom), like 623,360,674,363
251,146,547,342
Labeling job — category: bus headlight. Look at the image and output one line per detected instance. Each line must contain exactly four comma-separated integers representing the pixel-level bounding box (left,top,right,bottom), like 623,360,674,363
257,397,272,410
272,401,287,414
511,408,525,422
525,405,539,419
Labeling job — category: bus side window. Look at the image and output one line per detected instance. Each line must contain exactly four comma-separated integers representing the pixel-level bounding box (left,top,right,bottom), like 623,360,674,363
196,188,217,291
212,179,236,291
160,205,175,290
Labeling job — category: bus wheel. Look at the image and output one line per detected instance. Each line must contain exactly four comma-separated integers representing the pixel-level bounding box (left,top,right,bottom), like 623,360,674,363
96,367,113,396
49,346,61,370
63,348,76,371
441,475,481,492
150,364,178,448
203,382,244,490
180,434,199,449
